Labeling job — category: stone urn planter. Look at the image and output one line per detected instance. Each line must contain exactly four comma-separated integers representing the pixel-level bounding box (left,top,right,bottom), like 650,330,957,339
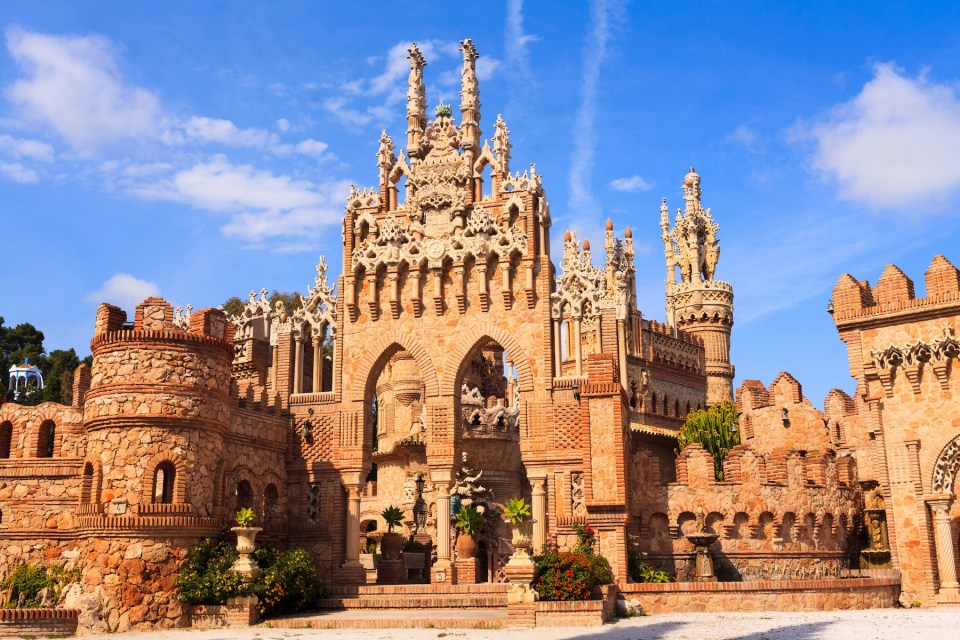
231,526,262,580
511,521,533,553
456,532,478,559
380,531,403,560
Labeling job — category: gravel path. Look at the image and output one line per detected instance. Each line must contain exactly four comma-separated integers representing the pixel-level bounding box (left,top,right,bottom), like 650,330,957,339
100,608,960,640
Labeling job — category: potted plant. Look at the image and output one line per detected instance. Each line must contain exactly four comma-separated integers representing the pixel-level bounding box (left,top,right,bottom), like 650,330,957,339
503,497,532,551
380,505,405,560
454,505,484,559
230,507,262,580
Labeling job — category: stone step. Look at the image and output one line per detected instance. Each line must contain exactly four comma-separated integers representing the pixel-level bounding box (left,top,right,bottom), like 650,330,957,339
318,594,508,609
326,583,510,596
268,608,507,630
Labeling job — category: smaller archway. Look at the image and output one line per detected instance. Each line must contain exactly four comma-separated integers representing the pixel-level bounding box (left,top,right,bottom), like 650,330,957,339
0,421,12,459
236,480,254,510
263,483,280,526
36,420,56,458
153,461,176,504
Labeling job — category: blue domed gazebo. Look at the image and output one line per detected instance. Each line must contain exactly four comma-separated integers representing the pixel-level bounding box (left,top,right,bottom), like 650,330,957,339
7,358,44,401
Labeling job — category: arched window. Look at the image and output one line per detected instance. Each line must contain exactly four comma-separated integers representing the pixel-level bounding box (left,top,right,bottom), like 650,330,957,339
662,396,668,415
264,484,279,525
36,420,56,458
0,421,12,459
674,399,680,418
82,462,95,503
236,480,254,510
153,461,176,504
651,393,658,414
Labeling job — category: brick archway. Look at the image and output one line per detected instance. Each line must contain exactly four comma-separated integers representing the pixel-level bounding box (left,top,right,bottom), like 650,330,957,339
350,330,439,402
441,324,535,395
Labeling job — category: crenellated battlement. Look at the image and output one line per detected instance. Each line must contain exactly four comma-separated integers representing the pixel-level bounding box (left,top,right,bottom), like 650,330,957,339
832,254,960,323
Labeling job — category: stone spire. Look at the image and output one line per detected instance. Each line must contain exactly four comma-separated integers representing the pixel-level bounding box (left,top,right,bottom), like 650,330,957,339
406,43,427,159
662,169,734,403
493,113,511,175
377,129,395,187
459,39,481,162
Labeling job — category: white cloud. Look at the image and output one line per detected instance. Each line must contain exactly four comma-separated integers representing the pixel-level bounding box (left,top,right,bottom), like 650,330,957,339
5,27,164,151
0,133,54,161
800,63,960,209
294,138,330,159
179,116,277,148
568,0,625,218
0,162,38,183
505,0,538,97
325,39,496,127
276,118,291,132
130,155,351,241
728,124,758,150
610,175,652,192
86,273,161,309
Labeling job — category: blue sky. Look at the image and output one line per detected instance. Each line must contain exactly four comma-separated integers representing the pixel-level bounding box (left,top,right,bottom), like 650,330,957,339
3,1,960,406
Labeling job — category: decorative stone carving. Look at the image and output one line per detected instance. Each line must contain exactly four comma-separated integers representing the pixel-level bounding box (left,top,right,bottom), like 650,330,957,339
172,304,192,330
294,256,338,340
460,383,520,437
571,472,585,515
933,436,960,494
661,168,721,285
306,483,322,522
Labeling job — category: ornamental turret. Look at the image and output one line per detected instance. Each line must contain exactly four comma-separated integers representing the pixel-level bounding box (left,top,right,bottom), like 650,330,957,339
661,168,734,403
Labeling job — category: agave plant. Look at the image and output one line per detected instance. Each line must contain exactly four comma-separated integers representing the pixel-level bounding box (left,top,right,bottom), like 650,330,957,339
381,505,404,533
453,505,484,537
503,497,531,525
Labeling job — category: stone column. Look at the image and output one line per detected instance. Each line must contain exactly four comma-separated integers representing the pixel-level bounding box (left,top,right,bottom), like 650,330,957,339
574,318,583,377
436,484,452,562
928,497,960,595
293,334,303,394
617,319,628,391
531,478,547,551
313,337,323,393
343,485,362,568
553,319,562,378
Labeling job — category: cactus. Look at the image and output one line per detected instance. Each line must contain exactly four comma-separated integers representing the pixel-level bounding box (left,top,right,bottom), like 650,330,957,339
676,400,740,480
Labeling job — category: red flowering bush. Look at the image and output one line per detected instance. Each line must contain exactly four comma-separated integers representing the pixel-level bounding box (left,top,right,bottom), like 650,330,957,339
533,523,613,601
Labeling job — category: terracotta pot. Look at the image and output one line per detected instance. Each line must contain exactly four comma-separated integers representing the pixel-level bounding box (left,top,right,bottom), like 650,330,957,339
456,532,478,559
231,526,262,554
381,532,403,560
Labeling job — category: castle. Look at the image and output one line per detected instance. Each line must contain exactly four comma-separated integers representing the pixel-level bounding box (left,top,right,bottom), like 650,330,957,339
1,40,958,631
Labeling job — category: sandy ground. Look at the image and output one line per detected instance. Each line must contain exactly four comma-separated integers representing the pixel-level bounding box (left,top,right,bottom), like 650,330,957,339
98,608,960,640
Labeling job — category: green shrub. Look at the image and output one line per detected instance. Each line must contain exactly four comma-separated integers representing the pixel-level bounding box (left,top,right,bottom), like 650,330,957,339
176,535,323,618
174,538,246,606
627,550,674,583
251,548,322,617
453,505,484,536
0,564,80,608
533,522,613,601
676,400,740,480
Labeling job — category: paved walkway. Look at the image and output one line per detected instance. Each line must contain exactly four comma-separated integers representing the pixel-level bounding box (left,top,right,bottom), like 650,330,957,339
105,607,960,640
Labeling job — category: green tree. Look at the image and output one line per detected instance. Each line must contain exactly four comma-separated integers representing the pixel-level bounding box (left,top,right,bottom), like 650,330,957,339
0,317,90,405
222,290,302,319
42,349,83,405
675,400,740,480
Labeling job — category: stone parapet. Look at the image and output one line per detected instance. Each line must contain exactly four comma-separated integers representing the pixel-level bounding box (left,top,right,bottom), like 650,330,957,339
620,576,899,613
0,608,79,638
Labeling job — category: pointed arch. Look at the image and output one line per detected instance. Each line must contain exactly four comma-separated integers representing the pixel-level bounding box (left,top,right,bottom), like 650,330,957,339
441,324,535,394
932,433,960,494
349,330,439,402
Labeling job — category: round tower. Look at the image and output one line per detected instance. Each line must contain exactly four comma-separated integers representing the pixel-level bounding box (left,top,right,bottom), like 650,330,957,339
661,168,735,404
83,297,233,519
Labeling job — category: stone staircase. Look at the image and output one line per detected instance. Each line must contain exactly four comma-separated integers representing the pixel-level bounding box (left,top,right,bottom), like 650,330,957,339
268,583,511,629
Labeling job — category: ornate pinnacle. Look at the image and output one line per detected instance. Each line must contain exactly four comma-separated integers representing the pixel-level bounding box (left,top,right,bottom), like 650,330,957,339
377,130,396,171
493,114,511,171
406,43,427,126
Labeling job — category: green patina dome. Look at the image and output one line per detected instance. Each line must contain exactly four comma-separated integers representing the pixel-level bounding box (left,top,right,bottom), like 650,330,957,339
434,99,452,119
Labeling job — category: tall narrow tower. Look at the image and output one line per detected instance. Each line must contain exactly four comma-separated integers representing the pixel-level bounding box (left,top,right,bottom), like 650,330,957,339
661,168,734,403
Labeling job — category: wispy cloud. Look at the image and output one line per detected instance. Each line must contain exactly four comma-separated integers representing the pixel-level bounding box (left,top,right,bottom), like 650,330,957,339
130,155,351,244
0,162,38,183
567,0,625,221
86,273,161,309
5,27,164,151
1,26,343,244
324,39,500,127
728,124,758,151
504,0,538,113
610,175,652,192
795,62,960,210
